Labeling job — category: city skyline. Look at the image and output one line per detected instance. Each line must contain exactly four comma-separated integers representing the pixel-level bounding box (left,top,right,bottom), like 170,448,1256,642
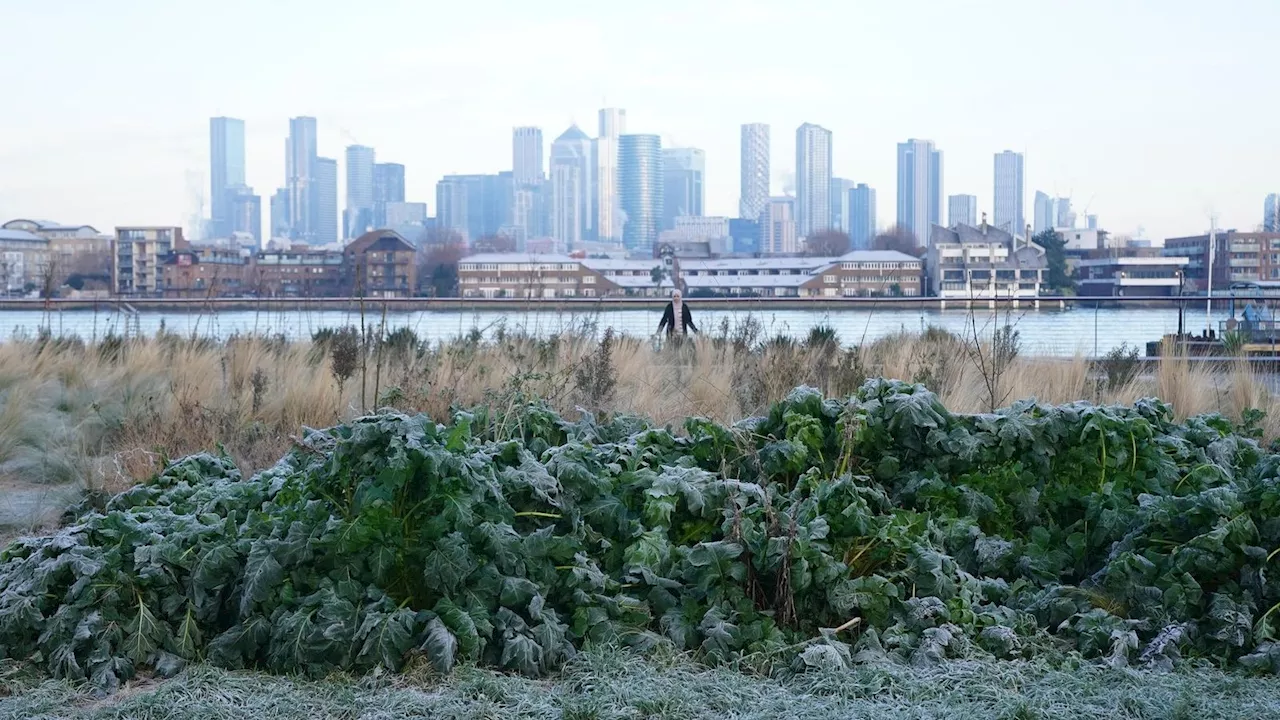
4,1,1279,243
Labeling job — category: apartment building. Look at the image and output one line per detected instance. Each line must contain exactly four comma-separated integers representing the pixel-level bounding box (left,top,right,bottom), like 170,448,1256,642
927,222,1046,298
114,226,187,295
252,247,345,297
458,253,620,298
160,247,251,298
1163,230,1280,292
456,251,922,299
343,230,418,298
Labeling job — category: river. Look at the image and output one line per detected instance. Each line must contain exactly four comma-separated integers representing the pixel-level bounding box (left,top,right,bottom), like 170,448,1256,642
0,304,1238,357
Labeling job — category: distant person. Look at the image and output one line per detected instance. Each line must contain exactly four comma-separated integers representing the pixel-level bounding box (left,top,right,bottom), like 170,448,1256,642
658,289,697,337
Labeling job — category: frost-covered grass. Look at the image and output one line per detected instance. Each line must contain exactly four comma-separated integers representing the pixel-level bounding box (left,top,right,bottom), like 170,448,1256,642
4,648,1280,720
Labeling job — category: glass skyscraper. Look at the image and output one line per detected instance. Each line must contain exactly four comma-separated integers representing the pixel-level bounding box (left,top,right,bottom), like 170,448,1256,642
849,184,876,250
661,147,705,231
373,163,406,228
314,157,338,246
286,116,318,242
345,145,375,238
739,124,770,222
209,117,245,239
1266,194,1280,232
896,139,942,245
619,134,663,254
993,150,1025,237
796,123,833,238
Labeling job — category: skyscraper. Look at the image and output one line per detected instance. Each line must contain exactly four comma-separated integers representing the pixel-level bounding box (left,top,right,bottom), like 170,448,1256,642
286,117,318,242
993,150,1025,236
795,123,833,238
762,197,797,254
596,108,626,242
1033,191,1054,234
226,185,261,245
849,184,877,250
269,189,290,240
209,117,246,239
373,163,406,227
1055,197,1073,229
550,125,593,250
896,139,943,245
513,127,544,187
830,178,855,234
1265,194,1280,232
435,176,469,240
345,145,376,238
948,194,978,227
662,148,705,230
314,157,339,246
739,123,770,221
619,134,663,254
434,174,512,242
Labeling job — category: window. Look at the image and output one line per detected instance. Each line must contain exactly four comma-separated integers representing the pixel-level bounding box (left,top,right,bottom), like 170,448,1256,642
823,275,836,283
582,275,595,284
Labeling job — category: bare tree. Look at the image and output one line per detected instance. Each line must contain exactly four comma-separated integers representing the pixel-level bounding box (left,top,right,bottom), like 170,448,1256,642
871,225,925,256
473,234,517,253
418,232,466,297
805,229,851,256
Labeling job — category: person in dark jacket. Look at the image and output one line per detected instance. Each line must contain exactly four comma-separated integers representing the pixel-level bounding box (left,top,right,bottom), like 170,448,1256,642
657,289,697,337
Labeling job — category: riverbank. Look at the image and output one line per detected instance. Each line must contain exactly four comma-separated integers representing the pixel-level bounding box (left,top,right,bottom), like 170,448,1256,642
0,294,1204,313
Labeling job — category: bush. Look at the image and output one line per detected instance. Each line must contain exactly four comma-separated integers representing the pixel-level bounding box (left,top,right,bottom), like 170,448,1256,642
3,383,1280,690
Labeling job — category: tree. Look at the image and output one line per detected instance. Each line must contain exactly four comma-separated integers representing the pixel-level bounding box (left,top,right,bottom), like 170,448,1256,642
805,229,851,256
473,234,516,253
1033,229,1071,291
871,225,924,256
418,230,466,297
650,265,668,296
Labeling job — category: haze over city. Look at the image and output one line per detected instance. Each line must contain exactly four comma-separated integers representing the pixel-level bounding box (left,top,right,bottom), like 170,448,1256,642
2,0,1278,242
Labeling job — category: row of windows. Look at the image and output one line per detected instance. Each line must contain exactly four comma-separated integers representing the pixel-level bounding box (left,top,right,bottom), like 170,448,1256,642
458,263,578,271
822,275,919,284
838,262,921,270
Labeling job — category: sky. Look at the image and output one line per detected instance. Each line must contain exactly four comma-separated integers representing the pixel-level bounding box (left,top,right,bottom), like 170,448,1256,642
1,0,1277,242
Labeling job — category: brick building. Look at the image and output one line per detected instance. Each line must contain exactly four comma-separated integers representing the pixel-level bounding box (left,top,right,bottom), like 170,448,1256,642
251,247,344,297
1164,231,1280,292
344,230,418,298
160,247,251,298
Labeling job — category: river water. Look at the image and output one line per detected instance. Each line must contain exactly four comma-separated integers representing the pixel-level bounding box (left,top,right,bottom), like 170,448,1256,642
0,305,1237,357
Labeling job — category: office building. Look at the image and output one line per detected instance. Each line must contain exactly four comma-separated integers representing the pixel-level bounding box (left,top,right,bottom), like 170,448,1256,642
662,147,705,230
227,185,261,245
596,108,626,242
1055,197,1073,229
762,197,797,254
373,163,406,228
269,189,290,240
314,157,338,246
619,133,663,254
550,125,594,249
849,184,877,250
435,174,512,243
993,150,1024,236
1033,191,1054,234
728,218,760,254
1266,194,1280,232
385,202,427,229
286,116,318,242
1087,214,1099,230
896,139,943,245
795,123,833,238
948,194,978,227
739,123,770,221
830,178,855,234
344,145,375,239
513,127,544,187
209,117,246,239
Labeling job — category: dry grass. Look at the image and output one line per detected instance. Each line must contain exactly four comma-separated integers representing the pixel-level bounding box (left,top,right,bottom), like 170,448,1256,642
0,323,1277,499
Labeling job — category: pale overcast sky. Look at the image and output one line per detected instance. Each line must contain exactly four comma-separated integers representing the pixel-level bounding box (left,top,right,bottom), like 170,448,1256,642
1,0,1276,241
